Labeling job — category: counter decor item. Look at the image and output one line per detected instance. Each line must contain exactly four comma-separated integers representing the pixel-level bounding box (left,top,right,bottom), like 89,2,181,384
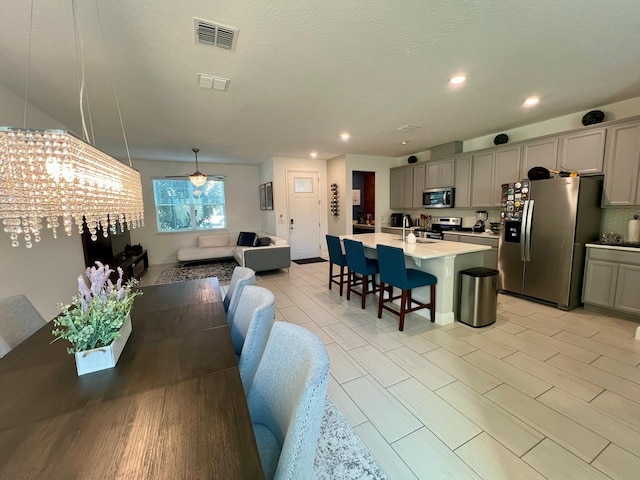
406,230,417,244
52,262,142,375
581,110,604,126
493,133,509,145
628,215,640,243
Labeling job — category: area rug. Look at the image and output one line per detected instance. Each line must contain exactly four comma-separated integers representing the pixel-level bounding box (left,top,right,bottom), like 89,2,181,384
293,257,328,265
154,260,239,285
314,398,389,479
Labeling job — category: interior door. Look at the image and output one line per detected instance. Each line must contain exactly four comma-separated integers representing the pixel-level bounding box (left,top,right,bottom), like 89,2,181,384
287,171,321,260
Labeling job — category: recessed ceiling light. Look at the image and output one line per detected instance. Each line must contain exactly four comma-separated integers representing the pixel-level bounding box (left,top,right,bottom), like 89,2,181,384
401,140,410,145
523,96,540,107
449,75,466,85
310,152,318,158
340,132,350,141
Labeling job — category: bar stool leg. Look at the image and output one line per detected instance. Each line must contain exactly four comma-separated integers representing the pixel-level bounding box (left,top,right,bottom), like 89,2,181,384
377,281,385,318
430,284,436,322
339,265,345,296
328,262,334,290
361,275,368,309
346,270,352,300
399,290,409,331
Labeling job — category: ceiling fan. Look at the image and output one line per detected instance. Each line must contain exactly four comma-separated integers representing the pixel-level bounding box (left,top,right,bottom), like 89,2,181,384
165,148,226,187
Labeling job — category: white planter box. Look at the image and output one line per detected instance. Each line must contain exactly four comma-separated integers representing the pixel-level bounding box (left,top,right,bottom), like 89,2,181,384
74,315,132,376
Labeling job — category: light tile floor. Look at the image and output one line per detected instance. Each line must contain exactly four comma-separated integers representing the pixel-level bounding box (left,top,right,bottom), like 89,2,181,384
141,261,640,480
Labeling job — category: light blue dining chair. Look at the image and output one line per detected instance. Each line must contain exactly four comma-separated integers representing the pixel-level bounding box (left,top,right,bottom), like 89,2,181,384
224,266,256,324
230,286,276,391
0,294,46,358
247,322,329,480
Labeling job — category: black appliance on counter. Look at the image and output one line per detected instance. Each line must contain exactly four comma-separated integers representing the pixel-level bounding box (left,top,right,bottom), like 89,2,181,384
390,213,404,227
414,217,462,240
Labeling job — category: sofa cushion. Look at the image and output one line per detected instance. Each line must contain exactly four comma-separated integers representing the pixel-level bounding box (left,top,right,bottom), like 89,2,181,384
255,237,271,247
237,232,257,247
199,234,230,248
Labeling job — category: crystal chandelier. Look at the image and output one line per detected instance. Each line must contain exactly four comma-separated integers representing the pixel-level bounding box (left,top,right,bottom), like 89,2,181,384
0,128,144,248
0,1,144,248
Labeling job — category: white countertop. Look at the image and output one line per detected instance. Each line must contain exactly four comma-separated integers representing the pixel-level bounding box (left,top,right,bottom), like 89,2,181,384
340,232,491,260
586,243,640,253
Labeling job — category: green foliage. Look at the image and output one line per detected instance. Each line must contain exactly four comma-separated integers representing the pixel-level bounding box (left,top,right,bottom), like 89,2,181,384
52,262,142,354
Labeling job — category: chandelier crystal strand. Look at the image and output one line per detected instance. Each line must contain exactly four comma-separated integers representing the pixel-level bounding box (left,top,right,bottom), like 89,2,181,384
0,128,144,247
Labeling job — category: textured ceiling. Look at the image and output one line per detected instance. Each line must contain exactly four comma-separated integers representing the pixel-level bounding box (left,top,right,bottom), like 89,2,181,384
1,0,639,165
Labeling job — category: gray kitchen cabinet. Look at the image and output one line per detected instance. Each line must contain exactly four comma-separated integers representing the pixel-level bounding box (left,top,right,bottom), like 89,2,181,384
583,259,618,308
402,166,413,208
425,159,454,188
390,167,404,209
493,146,522,206
520,137,559,178
381,227,397,234
558,128,606,174
615,264,640,315
471,146,520,207
471,152,495,207
443,233,459,242
454,155,472,208
583,246,640,318
603,120,640,206
412,163,426,208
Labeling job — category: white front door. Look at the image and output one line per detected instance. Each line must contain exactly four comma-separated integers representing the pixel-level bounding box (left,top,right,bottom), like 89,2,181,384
287,171,321,260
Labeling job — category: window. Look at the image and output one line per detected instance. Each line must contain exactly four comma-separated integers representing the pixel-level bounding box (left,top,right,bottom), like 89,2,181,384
152,179,226,232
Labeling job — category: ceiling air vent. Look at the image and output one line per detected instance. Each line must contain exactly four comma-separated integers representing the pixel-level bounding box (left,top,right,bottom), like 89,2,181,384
194,18,239,51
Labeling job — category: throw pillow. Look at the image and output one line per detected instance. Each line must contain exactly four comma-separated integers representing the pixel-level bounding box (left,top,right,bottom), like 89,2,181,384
256,237,271,247
237,232,257,247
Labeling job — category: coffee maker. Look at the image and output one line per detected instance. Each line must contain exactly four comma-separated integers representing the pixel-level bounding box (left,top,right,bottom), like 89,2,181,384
391,213,404,227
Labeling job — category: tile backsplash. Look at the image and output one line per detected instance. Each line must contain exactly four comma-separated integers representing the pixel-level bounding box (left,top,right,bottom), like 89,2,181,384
601,207,640,239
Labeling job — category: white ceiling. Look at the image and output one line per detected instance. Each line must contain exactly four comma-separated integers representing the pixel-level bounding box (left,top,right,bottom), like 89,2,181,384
1,0,640,166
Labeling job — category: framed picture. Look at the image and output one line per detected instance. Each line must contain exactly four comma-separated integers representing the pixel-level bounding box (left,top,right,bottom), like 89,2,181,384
265,182,274,210
352,189,361,206
259,184,266,210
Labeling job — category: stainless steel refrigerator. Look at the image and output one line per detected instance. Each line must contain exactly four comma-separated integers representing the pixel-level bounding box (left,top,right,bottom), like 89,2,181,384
498,176,603,310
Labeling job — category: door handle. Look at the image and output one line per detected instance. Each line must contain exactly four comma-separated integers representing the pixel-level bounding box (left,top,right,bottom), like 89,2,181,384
525,200,534,262
290,218,294,230
520,201,529,261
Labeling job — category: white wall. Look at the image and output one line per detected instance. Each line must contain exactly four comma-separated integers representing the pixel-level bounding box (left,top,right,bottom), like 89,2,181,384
130,159,262,264
270,156,329,252
0,85,86,319
463,96,640,152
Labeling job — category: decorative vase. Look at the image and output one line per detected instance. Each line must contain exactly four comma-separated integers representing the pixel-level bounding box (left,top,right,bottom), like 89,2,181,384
407,232,417,244
74,315,132,376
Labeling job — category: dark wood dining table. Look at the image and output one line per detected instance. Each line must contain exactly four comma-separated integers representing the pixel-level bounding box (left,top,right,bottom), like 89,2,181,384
0,277,264,479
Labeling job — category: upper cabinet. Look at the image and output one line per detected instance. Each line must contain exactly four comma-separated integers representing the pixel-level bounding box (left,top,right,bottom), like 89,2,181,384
454,155,472,208
425,159,454,188
520,137,559,177
603,120,640,206
389,167,404,209
412,163,426,208
470,146,520,207
558,128,606,174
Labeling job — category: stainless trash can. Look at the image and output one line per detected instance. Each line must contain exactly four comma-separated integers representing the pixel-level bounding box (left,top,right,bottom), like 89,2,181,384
459,267,498,328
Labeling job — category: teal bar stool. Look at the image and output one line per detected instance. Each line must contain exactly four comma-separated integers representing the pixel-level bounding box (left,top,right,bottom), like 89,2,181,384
325,235,347,296
343,238,379,309
376,244,437,331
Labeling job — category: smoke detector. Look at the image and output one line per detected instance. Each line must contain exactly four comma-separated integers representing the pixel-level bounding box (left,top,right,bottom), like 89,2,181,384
194,18,239,51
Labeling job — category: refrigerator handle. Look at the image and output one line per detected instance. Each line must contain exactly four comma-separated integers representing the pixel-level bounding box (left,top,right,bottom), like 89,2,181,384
525,200,534,262
520,200,529,261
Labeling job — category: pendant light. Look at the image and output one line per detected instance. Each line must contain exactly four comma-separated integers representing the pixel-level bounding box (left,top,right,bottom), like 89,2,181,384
0,0,144,248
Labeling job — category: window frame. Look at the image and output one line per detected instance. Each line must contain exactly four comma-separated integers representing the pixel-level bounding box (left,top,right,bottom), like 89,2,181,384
151,177,227,234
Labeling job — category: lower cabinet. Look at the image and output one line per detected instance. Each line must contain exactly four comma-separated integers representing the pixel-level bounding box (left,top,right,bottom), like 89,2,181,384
583,247,640,317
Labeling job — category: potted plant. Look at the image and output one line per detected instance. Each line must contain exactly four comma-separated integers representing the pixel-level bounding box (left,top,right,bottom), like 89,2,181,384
52,261,142,375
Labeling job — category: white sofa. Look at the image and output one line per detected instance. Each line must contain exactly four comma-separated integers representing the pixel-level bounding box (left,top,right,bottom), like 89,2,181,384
177,231,290,272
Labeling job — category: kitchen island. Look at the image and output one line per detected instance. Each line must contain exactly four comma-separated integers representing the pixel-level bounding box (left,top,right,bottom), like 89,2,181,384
340,232,491,325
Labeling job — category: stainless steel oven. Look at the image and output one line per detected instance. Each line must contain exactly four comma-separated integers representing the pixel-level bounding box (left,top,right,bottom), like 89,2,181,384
423,187,454,208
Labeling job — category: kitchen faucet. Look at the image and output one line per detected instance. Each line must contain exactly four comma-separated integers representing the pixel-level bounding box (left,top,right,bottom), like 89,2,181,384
402,215,408,242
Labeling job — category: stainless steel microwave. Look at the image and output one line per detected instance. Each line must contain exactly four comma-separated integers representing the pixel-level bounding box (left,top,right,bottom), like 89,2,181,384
423,187,455,208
